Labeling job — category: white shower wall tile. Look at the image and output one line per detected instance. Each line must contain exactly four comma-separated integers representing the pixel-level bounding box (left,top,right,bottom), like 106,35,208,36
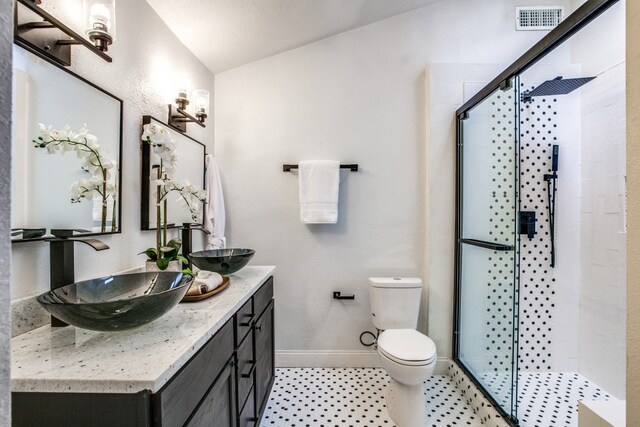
578,61,626,398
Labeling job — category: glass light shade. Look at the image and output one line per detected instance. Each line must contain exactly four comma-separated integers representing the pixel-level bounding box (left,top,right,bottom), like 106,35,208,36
192,89,210,117
83,0,116,39
175,72,192,107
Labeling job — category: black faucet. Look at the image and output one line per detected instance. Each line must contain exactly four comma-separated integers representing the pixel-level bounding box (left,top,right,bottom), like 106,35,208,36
181,223,210,270
48,229,109,327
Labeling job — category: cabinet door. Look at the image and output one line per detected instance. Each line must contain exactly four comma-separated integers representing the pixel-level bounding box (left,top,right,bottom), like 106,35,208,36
254,301,274,417
186,360,236,427
237,387,256,427
154,320,234,426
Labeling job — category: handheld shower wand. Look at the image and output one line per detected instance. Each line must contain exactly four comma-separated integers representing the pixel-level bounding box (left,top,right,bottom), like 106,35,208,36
544,145,559,267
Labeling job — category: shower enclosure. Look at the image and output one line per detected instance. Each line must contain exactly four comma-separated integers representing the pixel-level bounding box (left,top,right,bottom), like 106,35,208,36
453,0,625,425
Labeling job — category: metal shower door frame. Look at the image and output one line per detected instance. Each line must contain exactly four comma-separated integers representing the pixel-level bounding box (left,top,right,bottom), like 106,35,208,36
451,0,620,425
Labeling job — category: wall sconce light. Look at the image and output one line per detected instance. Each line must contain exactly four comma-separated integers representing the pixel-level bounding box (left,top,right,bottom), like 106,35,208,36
83,0,116,53
14,0,113,66
168,79,209,133
193,89,210,124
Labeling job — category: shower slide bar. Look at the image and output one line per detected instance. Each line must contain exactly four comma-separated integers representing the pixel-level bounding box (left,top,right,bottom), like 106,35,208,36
459,239,514,252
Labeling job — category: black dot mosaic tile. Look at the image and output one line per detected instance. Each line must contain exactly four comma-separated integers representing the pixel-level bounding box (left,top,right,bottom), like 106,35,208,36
260,368,483,427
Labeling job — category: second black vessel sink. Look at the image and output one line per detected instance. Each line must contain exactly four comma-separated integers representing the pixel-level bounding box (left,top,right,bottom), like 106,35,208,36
189,249,255,275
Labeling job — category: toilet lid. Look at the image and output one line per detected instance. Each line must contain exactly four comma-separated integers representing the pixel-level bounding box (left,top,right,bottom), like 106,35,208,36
378,329,437,366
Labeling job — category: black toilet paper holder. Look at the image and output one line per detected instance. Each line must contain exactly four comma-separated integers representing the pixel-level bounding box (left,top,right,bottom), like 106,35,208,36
333,291,355,300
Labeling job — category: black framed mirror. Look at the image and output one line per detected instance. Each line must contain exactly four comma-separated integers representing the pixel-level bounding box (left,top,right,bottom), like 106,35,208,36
141,116,207,230
11,44,123,243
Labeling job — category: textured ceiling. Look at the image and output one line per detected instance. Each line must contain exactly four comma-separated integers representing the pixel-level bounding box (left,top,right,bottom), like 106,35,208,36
146,0,442,74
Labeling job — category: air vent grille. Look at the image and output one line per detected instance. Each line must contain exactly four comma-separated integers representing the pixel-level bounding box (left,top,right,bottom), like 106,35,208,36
516,6,564,31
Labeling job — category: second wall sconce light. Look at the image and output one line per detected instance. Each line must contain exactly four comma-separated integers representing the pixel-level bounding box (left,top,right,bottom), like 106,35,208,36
169,75,209,133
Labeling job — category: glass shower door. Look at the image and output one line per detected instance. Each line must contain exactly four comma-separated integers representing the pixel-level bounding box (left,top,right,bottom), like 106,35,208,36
455,78,520,422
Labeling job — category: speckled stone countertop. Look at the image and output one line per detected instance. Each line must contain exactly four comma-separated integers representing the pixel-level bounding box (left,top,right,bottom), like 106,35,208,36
11,266,275,394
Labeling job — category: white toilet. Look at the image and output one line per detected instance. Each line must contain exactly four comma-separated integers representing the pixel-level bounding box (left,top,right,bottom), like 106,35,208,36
369,277,437,427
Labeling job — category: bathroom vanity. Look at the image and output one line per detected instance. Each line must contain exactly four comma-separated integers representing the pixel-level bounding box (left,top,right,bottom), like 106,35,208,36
11,266,275,427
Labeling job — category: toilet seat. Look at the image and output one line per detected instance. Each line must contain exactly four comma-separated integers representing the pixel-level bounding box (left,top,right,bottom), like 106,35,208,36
378,329,437,366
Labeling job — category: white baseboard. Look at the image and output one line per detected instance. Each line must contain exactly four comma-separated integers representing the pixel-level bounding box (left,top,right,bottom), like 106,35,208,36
433,357,450,375
275,350,450,374
276,351,381,368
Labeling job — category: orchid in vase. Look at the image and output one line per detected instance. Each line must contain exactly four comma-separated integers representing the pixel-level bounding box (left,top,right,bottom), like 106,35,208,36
33,124,117,233
141,123,207,270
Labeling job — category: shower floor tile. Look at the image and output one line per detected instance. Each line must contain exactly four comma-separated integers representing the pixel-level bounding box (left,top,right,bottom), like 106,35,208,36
517,372,612,427
478,371,613,426
260,368,483,426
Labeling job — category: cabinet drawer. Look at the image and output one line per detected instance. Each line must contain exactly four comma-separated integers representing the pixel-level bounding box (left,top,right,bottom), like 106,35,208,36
236,332,254,410
153,319,234,427
253,277,273,318
238,387,256,427
235,297,254,346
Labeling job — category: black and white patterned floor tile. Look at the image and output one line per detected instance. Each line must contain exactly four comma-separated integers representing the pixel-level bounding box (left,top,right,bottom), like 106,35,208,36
479,371,612,426
517,372,611,427
260,368,483,427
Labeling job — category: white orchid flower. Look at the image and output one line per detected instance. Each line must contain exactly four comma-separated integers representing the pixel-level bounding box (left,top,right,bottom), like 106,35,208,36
34,124,117,207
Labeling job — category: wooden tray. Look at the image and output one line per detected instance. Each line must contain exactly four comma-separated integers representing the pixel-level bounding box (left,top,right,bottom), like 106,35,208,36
181,276,230,302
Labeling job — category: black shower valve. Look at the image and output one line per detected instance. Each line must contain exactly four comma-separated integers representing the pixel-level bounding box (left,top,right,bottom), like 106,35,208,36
519,211,537,240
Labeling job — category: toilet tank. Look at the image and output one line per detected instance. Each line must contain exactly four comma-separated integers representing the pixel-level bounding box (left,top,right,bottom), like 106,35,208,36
369,277,422,330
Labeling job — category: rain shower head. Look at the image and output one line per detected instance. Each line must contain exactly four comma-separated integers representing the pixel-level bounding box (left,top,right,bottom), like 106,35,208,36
522,76,596,103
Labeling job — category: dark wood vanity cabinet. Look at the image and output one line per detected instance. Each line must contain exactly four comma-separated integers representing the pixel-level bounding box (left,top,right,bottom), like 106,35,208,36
12,276,275,427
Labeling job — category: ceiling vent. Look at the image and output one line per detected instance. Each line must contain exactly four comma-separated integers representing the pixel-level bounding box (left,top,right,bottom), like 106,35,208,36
516,6,564,31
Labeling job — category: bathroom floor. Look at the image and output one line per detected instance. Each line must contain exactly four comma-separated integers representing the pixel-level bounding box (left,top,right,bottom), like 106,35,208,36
260,368,483,426
479,371,613,426
517,372,612,427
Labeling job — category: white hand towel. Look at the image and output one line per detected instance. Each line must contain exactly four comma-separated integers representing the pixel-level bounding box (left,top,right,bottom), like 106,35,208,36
186,271,224,296
298,160,340,224
204,154,227,249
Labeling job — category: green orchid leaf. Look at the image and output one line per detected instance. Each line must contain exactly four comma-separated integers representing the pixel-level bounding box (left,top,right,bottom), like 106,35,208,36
176,255,189,266
166,238,182,251
156,258,170,270
139,248,158,261
160,245,178,259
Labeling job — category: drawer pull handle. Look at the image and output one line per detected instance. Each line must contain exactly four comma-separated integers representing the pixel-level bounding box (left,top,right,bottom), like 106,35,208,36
239,313,254,327
241,360,256,378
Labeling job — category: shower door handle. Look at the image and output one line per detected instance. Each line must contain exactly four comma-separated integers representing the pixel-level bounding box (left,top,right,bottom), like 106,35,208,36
459,239,514,252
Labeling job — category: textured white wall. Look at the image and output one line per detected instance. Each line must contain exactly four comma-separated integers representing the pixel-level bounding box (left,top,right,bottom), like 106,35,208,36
215,0,569,359
10,1,215,300
570,1,627,398
0,0,13,422
626,0,639,422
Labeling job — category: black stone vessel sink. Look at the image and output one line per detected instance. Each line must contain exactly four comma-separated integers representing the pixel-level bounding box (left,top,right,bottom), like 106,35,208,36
189,249,255,275
37,272,194,331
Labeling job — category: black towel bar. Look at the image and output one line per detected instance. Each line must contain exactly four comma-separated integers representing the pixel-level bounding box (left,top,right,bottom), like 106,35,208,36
283,164,358,172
